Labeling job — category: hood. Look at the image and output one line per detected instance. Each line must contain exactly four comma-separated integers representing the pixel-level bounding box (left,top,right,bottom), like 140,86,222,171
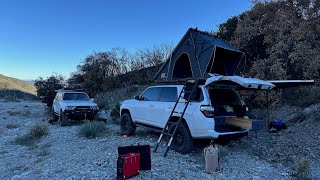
63,101,98,107
205,74,275,90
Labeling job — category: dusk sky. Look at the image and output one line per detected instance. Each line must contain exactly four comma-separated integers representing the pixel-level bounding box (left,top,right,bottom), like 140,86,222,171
0,0,252,80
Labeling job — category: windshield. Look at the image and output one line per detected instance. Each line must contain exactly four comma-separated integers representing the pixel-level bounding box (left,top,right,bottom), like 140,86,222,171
63,93,90,101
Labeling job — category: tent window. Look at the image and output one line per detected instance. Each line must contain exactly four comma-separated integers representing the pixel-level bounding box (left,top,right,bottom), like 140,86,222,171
206,47,242,76
172,53,193,79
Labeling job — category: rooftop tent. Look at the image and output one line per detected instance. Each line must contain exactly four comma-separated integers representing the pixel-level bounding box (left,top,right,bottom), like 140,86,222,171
154,28,245,82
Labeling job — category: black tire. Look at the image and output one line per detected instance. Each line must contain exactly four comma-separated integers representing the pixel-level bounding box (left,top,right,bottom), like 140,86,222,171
52,109,59,122
59,110,69,126
120,113,136,135
169,122,194,153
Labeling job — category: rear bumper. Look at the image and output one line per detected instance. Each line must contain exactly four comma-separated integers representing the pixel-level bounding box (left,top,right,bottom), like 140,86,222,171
65,109,99,120
191,117,250,139
193,129,249,139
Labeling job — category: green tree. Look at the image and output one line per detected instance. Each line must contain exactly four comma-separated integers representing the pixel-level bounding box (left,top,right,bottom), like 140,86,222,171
34,75,65,106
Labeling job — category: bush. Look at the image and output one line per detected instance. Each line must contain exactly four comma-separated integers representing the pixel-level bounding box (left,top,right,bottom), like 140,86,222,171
78,121,106,138
14,135,37,146
95,98,108,109
6,124,19,129
216,145,229,159
34,75,64,106
127,85,139,93
30,124,49,138
292,159,311,179
7,110,21,116
315,111,320,122
13,124,49,146
3,95,20,102
110,103,120,122
284,86,320,107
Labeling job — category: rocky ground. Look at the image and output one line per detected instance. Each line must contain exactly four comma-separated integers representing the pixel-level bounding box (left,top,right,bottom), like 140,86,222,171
0,99,319,179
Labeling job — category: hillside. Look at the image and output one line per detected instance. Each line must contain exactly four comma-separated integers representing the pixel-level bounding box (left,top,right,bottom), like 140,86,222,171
0,74,37,99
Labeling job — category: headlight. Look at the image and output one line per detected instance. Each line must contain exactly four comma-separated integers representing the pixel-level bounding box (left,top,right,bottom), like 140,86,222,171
91,106,99,110
65,106,76,110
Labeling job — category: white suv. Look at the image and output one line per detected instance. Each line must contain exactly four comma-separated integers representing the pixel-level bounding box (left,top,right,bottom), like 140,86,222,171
120,75,274,153
52,89,99,126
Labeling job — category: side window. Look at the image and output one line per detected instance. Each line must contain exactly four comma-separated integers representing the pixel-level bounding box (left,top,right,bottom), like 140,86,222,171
197,88,204,102
141,87,163,101
160,87,177,102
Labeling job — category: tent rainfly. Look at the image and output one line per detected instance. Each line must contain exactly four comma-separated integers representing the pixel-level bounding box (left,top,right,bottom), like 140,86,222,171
154,28,245,82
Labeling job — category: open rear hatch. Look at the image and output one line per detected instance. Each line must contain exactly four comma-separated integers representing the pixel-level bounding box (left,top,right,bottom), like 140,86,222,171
205,75,275,132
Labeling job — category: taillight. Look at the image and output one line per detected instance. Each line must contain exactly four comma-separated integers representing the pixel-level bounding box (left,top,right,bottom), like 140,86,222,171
200,105,214,118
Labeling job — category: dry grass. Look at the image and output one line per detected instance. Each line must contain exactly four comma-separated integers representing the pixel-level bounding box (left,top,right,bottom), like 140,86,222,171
13,124,49,146
292,159,311,179
29,124,49,138
216,145,229,159
7,109,31,117
78,121,106,138
6,124,19,129
14,135,38,147
7,110,21,116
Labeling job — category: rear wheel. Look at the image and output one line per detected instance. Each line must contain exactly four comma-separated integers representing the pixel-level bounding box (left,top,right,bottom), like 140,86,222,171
120,113,136,135
59,110,69,126
169,123,194,153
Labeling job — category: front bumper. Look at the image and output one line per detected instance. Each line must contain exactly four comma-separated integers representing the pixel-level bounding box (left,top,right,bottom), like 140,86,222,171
65,108,99,120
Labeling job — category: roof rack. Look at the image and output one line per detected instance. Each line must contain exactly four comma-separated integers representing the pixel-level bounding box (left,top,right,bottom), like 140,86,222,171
152,78,207,85
56,88,85,92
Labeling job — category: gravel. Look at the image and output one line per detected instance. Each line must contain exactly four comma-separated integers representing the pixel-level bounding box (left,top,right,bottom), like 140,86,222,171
0,99,309,179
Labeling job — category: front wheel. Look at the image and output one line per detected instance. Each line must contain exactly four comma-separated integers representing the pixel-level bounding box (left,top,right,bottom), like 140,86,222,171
120,113,136,135
52,109,59,122
59,110,69,126
169,123,194,153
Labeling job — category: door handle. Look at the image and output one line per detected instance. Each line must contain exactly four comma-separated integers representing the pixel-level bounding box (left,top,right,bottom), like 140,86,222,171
148,104,154,107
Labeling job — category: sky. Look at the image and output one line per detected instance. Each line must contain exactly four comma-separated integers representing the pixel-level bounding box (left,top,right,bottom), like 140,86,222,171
0,0,252,80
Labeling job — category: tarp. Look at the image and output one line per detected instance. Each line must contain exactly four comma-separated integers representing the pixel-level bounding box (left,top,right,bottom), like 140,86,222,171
154,28,245,82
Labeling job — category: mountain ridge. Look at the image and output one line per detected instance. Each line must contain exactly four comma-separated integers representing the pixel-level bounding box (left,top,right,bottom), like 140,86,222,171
0,74,37,95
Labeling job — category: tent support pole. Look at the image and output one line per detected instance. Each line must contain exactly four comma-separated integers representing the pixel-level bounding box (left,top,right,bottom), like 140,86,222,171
266,90,270,131
209,46,217,73
190,31,202,78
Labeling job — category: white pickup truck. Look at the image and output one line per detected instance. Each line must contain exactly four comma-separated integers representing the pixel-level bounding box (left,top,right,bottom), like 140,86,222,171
120,75,274,153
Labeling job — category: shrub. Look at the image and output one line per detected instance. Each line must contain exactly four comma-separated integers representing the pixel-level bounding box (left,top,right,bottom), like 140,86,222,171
127,85,139,93
110,103,120,123
292,159,311,179
96,99,108,109
78,121,106,138
37,147,50,157
314,106,320,122
7,110,21,116
14,135,37,146
216,145,229,159
13,124,49,146
284,86,320,107
3,95,19,102
30,124,49,138
6,124,19,129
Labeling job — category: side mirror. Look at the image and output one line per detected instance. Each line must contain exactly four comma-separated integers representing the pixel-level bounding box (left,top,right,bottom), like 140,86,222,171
134,96,140,100
90,98,95,102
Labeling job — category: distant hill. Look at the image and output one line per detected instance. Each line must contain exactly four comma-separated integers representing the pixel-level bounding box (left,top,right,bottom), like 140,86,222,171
0,74,37,99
